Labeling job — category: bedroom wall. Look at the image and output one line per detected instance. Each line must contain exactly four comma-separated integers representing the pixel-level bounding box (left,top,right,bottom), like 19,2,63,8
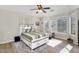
23,15,48,32
0,9,33,44
0,9,20,44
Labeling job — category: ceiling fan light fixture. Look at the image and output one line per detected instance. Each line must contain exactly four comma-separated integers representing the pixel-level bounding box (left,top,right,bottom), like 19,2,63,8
39,10,43,12
30,5,51,14
36,10,44,14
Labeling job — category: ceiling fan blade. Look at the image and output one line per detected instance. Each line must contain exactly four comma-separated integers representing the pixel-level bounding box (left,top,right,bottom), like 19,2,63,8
42,10,46,13
43,7,50,9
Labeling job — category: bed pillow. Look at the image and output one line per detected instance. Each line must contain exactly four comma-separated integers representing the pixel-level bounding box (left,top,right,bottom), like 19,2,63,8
25,26,32,32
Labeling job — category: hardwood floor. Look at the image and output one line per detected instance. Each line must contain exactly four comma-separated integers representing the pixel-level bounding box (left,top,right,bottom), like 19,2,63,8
0,39,79,53
0,43,16,53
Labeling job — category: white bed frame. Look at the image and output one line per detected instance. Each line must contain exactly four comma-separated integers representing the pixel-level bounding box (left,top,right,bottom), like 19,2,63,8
21,36,48,49
20,25,49,49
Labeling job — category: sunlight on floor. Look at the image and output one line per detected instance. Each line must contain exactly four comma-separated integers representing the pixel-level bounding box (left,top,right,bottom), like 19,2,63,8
60,44,73,53
47,39,63,47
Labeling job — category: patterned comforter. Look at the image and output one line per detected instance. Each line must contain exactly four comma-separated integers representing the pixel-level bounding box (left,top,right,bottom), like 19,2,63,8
21,32,47,42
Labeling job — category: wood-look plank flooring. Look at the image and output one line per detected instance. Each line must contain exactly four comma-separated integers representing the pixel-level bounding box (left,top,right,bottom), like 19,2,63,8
0,39,79,53
0,43,16,53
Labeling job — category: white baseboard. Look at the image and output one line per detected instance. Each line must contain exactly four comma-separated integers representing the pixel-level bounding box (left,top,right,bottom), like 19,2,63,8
0,40,14,44
73,41,78,45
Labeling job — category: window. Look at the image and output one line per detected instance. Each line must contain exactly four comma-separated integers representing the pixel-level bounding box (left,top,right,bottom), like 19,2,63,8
57,18,68,33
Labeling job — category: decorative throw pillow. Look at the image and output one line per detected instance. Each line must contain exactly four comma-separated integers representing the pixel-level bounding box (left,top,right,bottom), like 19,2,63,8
25,26,32,32
25,29,28,32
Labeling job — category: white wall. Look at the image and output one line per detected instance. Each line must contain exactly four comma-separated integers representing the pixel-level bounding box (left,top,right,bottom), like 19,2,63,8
0,9,20,44
0,9,34,44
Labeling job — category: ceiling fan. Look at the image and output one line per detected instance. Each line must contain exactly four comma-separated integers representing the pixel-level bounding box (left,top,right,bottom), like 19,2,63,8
30,5,51,14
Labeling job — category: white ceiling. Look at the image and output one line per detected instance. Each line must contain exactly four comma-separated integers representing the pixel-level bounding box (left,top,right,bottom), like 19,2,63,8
0,5,79,16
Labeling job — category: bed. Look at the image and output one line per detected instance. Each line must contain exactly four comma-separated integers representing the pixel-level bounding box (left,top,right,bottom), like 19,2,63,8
21,31,48,49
